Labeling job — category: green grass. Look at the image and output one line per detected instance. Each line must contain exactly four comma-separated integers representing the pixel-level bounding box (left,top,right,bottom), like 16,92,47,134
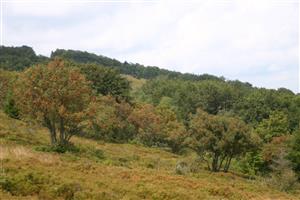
0,111,299,200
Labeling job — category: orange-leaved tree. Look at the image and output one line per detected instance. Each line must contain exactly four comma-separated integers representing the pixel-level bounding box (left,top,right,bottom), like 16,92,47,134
15,58,92,145
128,103,187,151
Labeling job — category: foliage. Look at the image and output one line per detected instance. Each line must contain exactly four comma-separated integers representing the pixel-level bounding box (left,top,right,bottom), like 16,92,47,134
86,95,135,143
78,63,131,102
128,103,164,146
256,111,290,142
0,45,48,71
0,69,16,107
188,109,260,172
3,91,19,119
156,102,187,153
238,151,266,176
14,58,92,145
128,103,187,152
0,171,52,196
51,49,224,81
268,149,298,192
288,130,300,176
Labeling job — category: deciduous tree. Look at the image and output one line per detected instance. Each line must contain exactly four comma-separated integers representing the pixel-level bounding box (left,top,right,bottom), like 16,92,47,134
15,58,92,145
189,109,259,172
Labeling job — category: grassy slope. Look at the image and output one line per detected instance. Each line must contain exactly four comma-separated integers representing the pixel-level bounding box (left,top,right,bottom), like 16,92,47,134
0,111,299,200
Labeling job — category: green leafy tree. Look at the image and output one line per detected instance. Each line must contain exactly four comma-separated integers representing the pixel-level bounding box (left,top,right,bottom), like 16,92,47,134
0,45,48,71
189,109,259,172
0,69,16,107
78,63,130,102
4,91,19,119
256,111,289,142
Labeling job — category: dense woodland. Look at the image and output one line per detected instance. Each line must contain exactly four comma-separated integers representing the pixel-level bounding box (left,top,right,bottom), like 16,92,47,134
1,45,300,193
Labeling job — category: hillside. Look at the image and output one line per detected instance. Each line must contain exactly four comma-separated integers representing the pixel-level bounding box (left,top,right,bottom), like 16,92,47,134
0,45,225,82
0,111,299,200
0,46,48,71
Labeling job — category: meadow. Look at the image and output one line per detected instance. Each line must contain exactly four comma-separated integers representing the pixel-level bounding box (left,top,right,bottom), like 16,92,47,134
1,111,299,200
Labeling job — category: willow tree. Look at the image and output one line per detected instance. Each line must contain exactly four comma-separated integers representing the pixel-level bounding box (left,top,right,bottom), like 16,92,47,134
15,58,92,145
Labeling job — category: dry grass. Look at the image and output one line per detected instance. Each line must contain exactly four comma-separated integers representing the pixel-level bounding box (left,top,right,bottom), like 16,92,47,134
0,111,299,200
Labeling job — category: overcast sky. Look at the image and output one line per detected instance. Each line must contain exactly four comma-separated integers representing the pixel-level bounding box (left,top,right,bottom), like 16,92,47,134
1,0,299,92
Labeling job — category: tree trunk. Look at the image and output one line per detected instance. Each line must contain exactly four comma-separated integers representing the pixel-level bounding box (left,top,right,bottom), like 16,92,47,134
211,153,220,172
50,128,57,145
59,117,65,145
44,116,57,145
218,155,226,171
224,155,233,172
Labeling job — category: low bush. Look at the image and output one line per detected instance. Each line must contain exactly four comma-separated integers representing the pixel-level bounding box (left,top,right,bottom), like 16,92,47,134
175,161,190,175
0,171,51,196
34,143,80,154
56,182,82,200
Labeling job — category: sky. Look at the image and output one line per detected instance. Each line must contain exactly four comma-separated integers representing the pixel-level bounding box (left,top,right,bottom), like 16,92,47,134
1,0,299,92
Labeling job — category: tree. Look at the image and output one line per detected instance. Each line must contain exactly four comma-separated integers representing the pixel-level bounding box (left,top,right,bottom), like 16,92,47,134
86,95,134,143
78,63,131,102
188,109,259,172
128,103,164,146
156,101,187,153
0,69,19,118
0,69,15,107
262,136,298,191
14,58,92,145
127,103,187,152
256,111,289,142
4,91,19,119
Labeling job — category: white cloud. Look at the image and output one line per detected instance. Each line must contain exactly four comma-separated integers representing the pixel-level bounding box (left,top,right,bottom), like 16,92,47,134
2,0,299,92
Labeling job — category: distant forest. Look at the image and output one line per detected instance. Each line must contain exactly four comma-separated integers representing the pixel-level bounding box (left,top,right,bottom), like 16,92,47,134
1,45,228,81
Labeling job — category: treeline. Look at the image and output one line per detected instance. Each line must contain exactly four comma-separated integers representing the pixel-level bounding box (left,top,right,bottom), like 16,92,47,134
0,46,300,192
1,45,223,81
0,46,49,71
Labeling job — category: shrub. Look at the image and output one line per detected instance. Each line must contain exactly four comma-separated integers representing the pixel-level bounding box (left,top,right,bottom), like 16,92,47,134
56,182,82,200
175,161,190,175
3,93,19,119
268,149,298,192
34,143,80,154
0,171,51,196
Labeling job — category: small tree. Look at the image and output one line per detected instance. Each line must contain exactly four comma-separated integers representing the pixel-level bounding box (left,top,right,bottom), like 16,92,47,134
86,95,134,142
128,103,164,146
0,70,17,107
156,103,187,153
189,109,259,172
128,103,187,151
15,58,92,145
256,111,289,142
4,91,19,119
267,145,298,192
